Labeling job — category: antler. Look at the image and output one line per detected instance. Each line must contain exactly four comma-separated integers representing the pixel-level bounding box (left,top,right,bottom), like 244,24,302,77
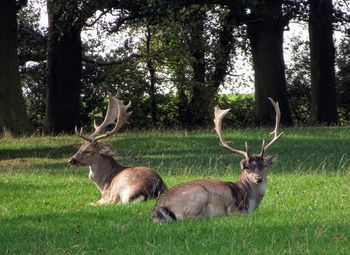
75,92,132,142
75,126,93,142
260,97,284,156
214,106,249,160
91,92,132,141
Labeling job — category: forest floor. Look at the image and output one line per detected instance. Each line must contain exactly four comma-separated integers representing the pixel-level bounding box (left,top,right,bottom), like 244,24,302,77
0,127,349,254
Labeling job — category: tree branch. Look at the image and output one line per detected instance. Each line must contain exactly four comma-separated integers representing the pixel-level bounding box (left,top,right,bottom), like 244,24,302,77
82,53,141,66
85,10,110,27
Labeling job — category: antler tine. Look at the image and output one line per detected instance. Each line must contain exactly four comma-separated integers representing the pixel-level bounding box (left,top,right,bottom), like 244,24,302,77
75,126,93,142
214,106,249,159
92,92,132,141
260,97,284,156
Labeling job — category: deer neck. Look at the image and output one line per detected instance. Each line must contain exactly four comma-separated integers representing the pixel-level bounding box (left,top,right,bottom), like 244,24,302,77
89,155,124,192
238,172,267,213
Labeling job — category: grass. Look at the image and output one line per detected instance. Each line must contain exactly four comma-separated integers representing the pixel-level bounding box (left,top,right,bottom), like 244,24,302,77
0,127,349,254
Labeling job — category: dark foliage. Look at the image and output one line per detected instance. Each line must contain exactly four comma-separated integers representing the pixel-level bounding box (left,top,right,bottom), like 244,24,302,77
285,36,311,125
218,95,255,128
336,36,350,123
12,0,350,133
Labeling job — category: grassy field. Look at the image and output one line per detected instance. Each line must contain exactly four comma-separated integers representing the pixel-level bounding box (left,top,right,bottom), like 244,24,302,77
0,127,349,254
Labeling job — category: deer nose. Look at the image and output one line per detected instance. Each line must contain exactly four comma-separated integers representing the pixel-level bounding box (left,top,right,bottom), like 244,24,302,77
256,176,264,183
68,157,77,165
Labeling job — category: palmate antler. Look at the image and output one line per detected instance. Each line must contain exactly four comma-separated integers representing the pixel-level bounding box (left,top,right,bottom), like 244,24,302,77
214,97,283,158
214,107,250,160
75,92,132,142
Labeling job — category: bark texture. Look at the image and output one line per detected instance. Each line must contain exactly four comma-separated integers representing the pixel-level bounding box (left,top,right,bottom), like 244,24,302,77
0,0,32,135
45,0,83,133
309,0,337,124
247,1,293,126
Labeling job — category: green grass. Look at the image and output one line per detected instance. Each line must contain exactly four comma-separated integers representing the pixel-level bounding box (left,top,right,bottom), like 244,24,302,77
0,127,349,254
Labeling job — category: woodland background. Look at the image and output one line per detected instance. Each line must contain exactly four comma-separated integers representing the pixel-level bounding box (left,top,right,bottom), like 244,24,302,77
1,0,350,135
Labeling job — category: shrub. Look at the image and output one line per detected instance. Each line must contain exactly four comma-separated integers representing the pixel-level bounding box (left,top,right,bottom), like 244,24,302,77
218,94,255,128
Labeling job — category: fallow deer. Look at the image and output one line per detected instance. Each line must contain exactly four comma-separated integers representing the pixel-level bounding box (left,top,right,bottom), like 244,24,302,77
152,97,283,222
68,92,167,205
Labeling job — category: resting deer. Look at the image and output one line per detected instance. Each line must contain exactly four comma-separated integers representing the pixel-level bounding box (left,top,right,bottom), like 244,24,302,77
68,92,167,205
152,97,283,222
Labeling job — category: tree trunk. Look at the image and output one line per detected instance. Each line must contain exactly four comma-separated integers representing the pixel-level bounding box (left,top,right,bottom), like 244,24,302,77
210,9,235,91
147,60,157,126
309,0,337,124
145,25,158,126
178,7,235,128
185,8,209,127
174,63,190,128
45,0,82,133
246,1,293,126
0,0,32,135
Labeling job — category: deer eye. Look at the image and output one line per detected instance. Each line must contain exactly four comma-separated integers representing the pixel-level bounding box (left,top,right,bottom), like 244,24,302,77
248,162,257,169
247,164,254,170
84,150,92,155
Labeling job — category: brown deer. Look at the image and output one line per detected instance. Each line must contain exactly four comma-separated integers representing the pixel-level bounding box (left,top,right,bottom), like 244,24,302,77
152,97,283,222
68,92,167,205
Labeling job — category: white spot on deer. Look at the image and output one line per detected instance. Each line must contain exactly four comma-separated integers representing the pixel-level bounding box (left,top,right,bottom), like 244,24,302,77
257,183,267,195
247,199,257,213
120,187,132,204
131,195,145,203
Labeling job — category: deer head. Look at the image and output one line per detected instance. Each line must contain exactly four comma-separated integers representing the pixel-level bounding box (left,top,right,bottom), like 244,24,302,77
68,92,132,167
214,97,283,184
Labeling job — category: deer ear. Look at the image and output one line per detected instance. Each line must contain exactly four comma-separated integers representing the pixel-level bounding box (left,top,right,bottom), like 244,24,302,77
99,144,116,157
265,155,278,166
240,159,248,170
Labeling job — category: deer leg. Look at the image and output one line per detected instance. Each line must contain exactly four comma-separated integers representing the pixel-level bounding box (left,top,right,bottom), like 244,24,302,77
90,199,106,206
90,198,109,206
90,192,115,206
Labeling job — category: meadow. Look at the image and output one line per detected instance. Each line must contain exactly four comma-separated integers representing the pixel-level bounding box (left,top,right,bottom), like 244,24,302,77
0,127,349,254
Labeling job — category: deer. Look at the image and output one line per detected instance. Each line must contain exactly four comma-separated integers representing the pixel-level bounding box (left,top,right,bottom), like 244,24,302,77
152,97,283,222
68,92,167,205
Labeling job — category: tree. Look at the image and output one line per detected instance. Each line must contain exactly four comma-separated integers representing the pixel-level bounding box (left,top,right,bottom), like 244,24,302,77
162,6,236,128
44,1,247,131
45,0,85,133
45,0,151,133
246,0,293,126
0,0,32,135
144,24,159,126
309,0,337,124
285,35,311,125
335,35,350,123
17,1,47,130
184,7,207,127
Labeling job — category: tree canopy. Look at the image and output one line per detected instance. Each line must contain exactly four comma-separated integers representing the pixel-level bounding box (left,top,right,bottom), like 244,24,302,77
1,0,350,135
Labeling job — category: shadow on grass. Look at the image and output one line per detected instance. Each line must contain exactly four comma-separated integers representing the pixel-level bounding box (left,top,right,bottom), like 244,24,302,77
0,144,79,160
1,132,350,175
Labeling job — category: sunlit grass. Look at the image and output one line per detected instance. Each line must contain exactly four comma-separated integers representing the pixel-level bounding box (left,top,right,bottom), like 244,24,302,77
0,127,349,254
